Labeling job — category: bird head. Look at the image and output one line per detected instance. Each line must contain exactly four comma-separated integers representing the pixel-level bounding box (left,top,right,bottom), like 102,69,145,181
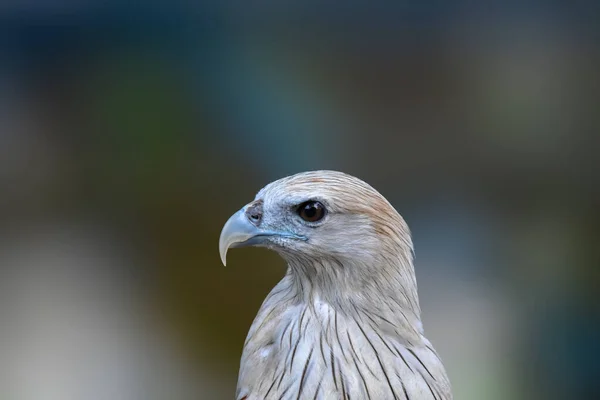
219,170,414,270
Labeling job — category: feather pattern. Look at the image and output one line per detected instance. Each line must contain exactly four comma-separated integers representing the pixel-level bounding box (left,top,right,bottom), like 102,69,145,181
232,171,452,399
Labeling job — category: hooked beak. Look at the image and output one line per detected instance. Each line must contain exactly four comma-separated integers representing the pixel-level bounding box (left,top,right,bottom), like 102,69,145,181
219,206,306,266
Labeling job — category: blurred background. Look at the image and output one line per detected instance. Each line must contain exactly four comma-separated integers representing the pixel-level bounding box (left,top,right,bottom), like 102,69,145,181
0,2,598,400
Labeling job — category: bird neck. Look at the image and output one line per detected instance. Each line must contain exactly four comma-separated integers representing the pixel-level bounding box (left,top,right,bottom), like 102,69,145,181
282,252,423,333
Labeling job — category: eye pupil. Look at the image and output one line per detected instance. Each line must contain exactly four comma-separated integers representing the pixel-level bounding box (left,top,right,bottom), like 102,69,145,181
299,201,325,222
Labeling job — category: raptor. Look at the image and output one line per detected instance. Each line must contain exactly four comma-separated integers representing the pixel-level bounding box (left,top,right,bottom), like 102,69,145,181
219,170,451,400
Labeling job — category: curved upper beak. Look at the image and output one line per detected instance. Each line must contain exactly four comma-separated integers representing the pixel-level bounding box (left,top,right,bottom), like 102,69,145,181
219,208,262,266
219,206,307,266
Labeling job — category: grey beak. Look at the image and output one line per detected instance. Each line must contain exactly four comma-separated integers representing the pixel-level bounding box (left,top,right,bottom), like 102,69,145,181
219,206,308,266
219,208,261,266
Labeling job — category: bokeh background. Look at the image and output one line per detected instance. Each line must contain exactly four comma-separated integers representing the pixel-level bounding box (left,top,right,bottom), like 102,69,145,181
1,2,598,400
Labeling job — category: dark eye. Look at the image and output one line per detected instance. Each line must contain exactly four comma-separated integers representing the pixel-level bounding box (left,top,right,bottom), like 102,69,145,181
298,201,326,222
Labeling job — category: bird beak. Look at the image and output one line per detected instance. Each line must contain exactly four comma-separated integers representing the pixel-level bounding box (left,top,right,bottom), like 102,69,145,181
219,206,307,266
219,208,261,266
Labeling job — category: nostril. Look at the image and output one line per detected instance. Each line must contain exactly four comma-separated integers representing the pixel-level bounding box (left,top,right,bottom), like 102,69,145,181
247,212,262,226
245,200,263,225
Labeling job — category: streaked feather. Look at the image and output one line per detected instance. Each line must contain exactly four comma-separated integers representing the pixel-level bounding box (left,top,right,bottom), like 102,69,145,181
236,171,451,399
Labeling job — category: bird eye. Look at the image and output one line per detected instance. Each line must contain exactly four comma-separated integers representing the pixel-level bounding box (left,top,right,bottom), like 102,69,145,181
298,201,326,222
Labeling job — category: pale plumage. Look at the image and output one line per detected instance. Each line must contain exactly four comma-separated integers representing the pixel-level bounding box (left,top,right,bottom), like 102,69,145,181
220,171,452,400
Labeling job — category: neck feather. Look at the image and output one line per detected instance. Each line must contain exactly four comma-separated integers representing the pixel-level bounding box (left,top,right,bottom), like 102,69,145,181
280,250,422,333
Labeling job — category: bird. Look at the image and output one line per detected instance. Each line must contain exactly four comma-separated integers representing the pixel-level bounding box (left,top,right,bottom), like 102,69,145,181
219,170,452,400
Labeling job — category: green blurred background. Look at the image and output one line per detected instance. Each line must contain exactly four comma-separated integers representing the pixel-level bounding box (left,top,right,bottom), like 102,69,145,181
0,2,598,400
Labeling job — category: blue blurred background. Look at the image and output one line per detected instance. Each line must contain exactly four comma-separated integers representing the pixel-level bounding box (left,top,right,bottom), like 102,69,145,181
0,2,598,399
